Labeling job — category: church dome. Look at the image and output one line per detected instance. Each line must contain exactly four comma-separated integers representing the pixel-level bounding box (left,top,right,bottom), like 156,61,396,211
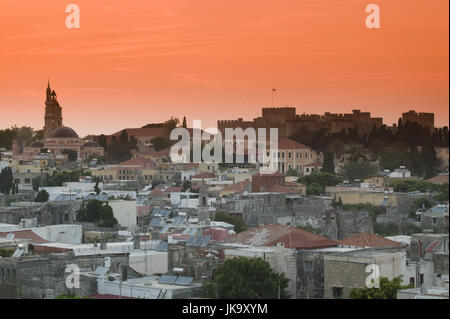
48,126,79,138
82,140,100,148
28,141,45,148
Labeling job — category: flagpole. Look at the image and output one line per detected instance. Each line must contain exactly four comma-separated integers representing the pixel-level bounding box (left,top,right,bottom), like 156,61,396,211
272,89,275,107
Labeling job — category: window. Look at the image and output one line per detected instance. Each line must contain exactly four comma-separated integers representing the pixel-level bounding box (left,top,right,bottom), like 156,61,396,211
332,287,343,299
420,274,424,285
288,152,291,159
304,261,313,272
433,218,437,224
409,277,415,286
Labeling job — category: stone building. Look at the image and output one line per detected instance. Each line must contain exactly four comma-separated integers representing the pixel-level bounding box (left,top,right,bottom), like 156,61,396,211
20,81,104,161
402,110,434,132
0,252,129,299
323,248,407,299
218,107,384,139
167,243,225,282
0,201,82,225
216,194,372,240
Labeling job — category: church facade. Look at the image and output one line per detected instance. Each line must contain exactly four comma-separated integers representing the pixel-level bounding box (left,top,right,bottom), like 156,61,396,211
21,82,104,160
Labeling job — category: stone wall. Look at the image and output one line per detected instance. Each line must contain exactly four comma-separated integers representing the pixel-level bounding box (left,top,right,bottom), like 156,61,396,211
217,195,372,240
296,251,326,299
0,252,128,299
0,201,82,225
433,252,449,275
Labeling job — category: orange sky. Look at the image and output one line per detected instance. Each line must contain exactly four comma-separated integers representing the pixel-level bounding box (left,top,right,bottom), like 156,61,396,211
0,0,448,137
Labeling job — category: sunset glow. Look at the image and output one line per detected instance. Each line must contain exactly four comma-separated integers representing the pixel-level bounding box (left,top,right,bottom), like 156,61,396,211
0,0,448,136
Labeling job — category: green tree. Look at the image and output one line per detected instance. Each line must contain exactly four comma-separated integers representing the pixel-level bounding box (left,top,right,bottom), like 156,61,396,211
214,212,247,233
342,162,376,181
307,182,323,195
322,152,335,174
182,180,192,192
94,181,101,195
77,200,118,227
32,176,42,192
298,172,342,195
61,149,78,162
164,116,180,131
350,276,412,299
379,145,410,171
204,257,289,299
35,189,49,202
97,134,107,151
150,136,170,151
0,167,13,197
285,168,298,177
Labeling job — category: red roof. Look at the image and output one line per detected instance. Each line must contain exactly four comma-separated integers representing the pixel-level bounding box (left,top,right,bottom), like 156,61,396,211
252,171,284,177
149,189,165,196
204,227,231,241
0,229,49,244
425,175,449,185
338,232,403,248
277,139,312,150
221,181,251,194
164,186,182,193
224,224,337,249
192,172,216,179
305,162,323,167
119,157,156,167
425,240,440,253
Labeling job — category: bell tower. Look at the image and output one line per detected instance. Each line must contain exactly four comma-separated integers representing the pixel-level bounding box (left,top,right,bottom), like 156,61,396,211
198,183,210,226
44,80,63,137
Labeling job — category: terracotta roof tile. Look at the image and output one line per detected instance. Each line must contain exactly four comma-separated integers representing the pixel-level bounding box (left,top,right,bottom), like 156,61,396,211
221,181,251,193
192,172,216,179
425,240,440,253
224,224,337,249
0,229,49,244
305,162,323,167
277,139,312,150
149,189,165,196
425,175,449,185
164,186,182,193
338,232,403,248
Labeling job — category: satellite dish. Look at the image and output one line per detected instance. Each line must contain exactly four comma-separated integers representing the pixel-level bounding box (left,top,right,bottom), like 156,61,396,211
243,191,248,196
6,233,14,240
